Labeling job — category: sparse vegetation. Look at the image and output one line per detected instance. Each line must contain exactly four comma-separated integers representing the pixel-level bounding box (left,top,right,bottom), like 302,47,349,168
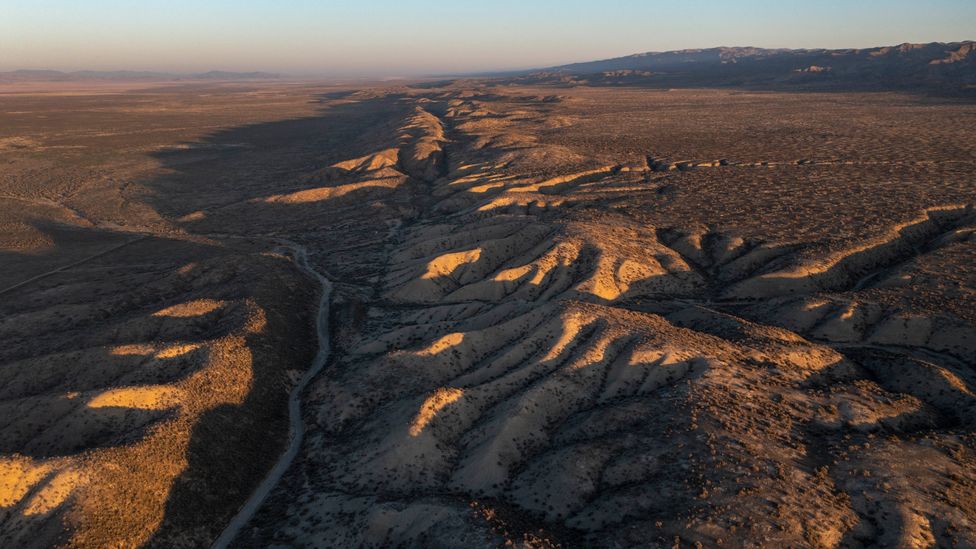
1,79,974,547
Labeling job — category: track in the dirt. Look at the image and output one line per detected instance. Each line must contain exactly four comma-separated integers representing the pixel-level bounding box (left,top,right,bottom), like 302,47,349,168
211,242,333,549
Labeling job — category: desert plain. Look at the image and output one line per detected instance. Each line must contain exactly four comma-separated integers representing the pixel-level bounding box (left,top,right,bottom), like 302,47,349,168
0,78,975,548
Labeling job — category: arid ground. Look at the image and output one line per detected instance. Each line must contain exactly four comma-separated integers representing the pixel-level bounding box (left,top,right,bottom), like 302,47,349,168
1,80,975,548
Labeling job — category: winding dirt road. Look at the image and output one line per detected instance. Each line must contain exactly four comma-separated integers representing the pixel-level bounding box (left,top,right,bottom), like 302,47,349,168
211,242,333,549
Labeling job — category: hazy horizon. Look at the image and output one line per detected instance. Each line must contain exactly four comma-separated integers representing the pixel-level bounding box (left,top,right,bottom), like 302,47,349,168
2,0,974,77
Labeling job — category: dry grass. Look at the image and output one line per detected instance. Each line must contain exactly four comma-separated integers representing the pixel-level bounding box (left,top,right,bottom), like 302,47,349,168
1,81,974,547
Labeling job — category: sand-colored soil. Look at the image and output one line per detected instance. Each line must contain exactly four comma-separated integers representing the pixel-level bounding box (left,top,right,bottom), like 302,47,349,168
1,82,975,548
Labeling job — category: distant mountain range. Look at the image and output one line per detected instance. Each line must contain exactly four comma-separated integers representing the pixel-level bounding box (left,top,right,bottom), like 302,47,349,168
504,41,976,94
0,70,281,82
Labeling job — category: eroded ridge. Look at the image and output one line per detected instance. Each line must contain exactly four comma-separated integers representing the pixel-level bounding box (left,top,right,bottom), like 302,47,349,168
238,88,976,548
0,238,315,548
3,83,973,547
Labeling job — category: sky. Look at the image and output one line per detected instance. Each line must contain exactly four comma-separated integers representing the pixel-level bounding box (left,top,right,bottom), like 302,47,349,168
1,0,974,76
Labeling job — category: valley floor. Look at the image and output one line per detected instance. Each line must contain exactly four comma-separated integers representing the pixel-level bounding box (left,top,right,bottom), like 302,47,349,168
1,82,975,547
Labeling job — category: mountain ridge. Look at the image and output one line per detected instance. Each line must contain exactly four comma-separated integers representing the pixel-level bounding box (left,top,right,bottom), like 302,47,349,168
501,41,976,93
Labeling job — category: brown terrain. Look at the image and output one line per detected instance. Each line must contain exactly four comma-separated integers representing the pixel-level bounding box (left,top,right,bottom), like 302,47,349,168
1,77,975,548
